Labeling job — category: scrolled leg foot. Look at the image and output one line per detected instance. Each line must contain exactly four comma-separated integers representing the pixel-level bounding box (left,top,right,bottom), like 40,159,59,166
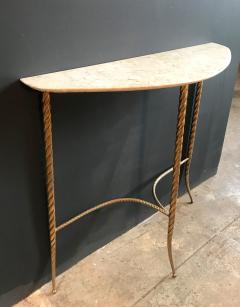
167,232,177,278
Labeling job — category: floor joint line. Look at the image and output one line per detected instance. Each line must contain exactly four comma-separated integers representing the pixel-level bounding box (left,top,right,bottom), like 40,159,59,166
131,214,240,306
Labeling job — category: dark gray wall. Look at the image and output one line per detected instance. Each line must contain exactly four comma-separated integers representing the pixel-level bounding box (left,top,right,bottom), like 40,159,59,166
0,1,239,305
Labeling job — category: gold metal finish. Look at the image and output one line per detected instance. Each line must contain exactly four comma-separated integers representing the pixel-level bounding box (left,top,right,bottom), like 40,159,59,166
167,85,189,278
39,82,204,292
56,198,168,232
42,92,57,294
185,81,203,203
153,158,189,208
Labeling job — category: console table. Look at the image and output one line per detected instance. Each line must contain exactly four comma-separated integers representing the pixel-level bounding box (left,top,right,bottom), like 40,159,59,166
21,42,231,293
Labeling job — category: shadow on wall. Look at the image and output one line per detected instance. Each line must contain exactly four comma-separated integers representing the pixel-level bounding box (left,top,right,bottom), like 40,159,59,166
0,81,181,304
0,83,50,298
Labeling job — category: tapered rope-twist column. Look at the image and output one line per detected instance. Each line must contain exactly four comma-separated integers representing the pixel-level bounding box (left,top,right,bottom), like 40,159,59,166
42,92,57,294
185,81,203,203
167,85,189,277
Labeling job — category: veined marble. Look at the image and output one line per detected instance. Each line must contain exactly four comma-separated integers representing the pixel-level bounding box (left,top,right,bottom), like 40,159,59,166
20,43,231,93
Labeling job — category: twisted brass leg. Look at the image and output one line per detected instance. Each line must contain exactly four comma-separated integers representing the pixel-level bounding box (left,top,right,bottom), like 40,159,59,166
42,92,57,294
185,81,203,203
167,85,189,277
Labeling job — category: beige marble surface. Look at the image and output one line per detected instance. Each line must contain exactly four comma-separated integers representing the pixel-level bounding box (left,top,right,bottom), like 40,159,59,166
20,43,231,93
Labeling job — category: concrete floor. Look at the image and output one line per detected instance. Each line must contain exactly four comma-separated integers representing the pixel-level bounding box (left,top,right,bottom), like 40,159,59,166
16,78,240,307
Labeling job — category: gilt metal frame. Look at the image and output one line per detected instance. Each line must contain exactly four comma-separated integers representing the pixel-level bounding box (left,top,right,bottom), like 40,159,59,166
42,81,203,293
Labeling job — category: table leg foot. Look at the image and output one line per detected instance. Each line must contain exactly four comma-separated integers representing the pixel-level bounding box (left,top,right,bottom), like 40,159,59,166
167,232,176,278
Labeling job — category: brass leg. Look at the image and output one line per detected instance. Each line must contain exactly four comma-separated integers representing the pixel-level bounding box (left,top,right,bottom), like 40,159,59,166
42,92,57,294
167,85,189,278
185,81,203,203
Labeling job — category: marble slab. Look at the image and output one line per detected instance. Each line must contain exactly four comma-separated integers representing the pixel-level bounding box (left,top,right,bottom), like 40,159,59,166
20,43,231,93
